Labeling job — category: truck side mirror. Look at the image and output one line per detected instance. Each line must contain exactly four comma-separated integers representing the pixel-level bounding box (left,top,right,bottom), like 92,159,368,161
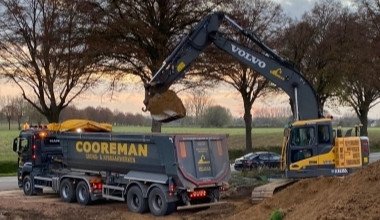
13,138,19,152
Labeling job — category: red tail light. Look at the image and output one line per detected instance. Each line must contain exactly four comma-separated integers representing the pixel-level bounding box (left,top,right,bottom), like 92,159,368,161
189,190,207,199
361,139,369,154
91,182,102,190
168,178,176,196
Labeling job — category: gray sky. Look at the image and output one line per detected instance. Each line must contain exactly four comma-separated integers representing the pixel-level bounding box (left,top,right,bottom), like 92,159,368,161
275,0,356,19
275,0,317,19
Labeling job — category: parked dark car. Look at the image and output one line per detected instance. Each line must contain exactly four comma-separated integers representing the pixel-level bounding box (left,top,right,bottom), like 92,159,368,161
234,151,281,170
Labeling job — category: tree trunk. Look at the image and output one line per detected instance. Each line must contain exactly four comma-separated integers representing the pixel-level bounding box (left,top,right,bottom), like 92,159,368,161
18,118,21,130
7,118,11,130
46,110,61,123
244,111,253,153
358,110,368,136
151,119,162,133
243,98,253,153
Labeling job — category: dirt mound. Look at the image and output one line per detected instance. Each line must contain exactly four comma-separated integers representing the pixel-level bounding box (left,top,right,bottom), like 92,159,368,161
145,90,186,122
228,161,380,220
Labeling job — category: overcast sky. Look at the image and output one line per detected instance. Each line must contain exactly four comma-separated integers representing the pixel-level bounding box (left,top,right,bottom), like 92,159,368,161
275,0,316,18
275,0,356,19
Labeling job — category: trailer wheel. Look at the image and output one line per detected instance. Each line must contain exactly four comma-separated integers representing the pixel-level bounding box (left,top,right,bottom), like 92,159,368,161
60,179,76,203
76,181,92,205
22,175,35,196
126,186,148,213
148,187,175,216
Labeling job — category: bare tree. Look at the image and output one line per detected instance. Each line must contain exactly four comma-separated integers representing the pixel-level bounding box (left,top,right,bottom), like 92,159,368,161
24,102,46,125
185,89,213,125
337,8,380,136
14,97,27,130
279,0,346,111
0,0,102,122
360,0,380,90
208,0,286,152
90,0,225,132
1,96,16,130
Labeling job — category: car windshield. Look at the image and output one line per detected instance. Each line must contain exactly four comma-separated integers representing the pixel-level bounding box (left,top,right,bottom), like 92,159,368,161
243,153,255,159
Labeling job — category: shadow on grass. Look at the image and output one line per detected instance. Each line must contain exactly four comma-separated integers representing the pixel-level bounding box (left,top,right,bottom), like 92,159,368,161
0,161,17,175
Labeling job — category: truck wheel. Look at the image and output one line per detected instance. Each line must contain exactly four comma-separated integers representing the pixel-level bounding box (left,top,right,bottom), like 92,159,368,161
22,175,35,196
127,186,148,213
60,179,76,203
76,181,92,205
148,187,175,216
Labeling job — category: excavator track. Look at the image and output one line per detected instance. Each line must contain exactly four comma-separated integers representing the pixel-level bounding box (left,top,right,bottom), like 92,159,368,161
251,179,296,204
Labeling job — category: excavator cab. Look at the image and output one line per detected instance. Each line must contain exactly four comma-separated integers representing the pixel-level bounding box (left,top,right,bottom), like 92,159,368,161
281,119,336,178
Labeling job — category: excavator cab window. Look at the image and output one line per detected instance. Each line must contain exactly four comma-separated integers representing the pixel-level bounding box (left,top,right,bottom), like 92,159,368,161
317,124,331,145
317,124,333,155
290,126,315,147
289,126,315,163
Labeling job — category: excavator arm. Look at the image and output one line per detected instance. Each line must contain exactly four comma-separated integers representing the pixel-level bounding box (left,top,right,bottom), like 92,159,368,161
145,12,322,122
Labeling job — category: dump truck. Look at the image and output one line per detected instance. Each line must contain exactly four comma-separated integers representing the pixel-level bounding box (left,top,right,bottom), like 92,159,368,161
13,120,230,216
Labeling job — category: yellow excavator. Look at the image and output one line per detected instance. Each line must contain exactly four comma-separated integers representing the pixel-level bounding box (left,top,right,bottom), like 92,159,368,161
143,12,369,200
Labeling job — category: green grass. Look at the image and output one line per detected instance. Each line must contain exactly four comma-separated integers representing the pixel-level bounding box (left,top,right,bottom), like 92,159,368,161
0,124,19,175
368,127,380,151
270,209,284,220
113,126,284,150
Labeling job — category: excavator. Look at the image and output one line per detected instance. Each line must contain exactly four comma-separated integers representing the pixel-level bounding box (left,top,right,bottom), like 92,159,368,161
143,12,370,201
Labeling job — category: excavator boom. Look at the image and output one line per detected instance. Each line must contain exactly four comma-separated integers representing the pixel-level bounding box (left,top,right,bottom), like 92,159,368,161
144,12,321,122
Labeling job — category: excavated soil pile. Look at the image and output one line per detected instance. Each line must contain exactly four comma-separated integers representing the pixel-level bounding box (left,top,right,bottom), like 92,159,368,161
146,90,186,122
228,161,380,220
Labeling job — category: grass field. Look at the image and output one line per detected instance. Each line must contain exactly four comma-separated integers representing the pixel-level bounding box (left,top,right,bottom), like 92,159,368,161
1,123,379,174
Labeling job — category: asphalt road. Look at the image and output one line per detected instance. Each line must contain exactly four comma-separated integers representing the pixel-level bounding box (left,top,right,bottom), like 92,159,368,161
0,176,18,191
2,152,380,192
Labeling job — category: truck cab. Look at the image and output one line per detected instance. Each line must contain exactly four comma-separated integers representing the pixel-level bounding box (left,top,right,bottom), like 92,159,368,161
13,128,63,194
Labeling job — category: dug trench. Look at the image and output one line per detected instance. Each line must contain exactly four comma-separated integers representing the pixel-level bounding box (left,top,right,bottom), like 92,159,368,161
1,161,380,219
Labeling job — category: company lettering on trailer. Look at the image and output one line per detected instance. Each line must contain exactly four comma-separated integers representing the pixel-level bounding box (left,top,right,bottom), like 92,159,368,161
75,141,148,163
231,44,266,68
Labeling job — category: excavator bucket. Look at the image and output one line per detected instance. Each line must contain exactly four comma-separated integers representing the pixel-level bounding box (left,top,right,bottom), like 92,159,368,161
144,90,186,123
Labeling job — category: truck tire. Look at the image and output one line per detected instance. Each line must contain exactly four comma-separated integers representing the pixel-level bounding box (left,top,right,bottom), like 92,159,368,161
22,175,35,196
148,187,175,216
76,181,92,205
60,179,76,203
126,186,148,213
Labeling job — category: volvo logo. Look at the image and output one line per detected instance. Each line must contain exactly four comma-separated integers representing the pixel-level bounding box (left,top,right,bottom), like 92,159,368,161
231,44,266,68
